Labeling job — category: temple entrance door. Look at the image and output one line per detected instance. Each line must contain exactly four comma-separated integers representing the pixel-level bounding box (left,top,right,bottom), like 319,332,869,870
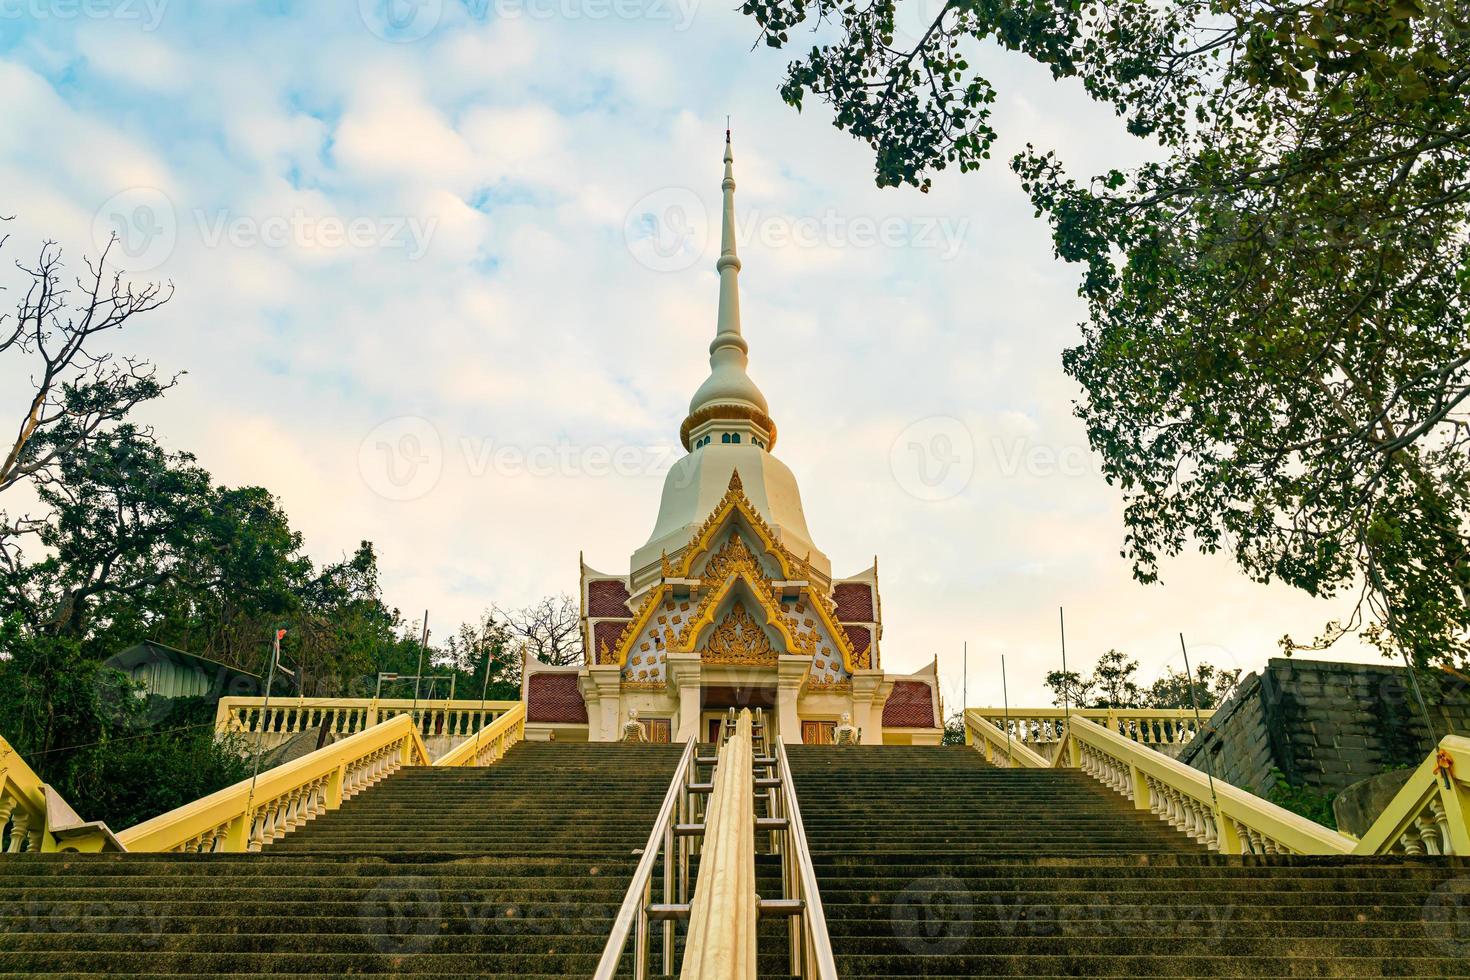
802,720,837,745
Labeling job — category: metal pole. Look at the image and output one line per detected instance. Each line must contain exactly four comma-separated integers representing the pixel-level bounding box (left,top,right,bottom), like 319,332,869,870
962,640,968,718
1180,633,1220,814
1059,607,1071,740
1400,649,1444,748
412,611,429,734
244,627,285,842
1001,654,1012,767
473,642,495,764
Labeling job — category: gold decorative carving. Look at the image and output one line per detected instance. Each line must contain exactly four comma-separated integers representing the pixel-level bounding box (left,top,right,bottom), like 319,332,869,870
703,603,777,666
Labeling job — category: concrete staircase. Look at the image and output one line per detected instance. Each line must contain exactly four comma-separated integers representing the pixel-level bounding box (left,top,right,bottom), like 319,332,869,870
787,744,1470,977
0,741,682,977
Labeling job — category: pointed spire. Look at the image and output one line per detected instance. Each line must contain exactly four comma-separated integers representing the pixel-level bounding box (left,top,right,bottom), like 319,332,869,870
712,129,745,360
681,132,777,452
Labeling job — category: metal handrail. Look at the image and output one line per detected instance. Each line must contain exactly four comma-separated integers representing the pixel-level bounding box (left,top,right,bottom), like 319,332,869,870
774,736,838,980
594,736,699,980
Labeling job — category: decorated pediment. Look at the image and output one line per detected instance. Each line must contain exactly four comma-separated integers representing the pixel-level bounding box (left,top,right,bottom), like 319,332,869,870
609,469,864,678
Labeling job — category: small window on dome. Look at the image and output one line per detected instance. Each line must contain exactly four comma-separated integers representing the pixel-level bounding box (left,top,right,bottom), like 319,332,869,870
731,433,741,444
721,433,731,444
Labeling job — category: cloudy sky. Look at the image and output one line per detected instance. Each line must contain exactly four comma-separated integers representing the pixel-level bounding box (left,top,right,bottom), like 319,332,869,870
0,0,1382,706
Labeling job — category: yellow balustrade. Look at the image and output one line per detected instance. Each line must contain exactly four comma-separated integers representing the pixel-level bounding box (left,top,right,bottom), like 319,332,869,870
118,714,430,854
215,696,519,743
968,706,1213,760
434,703,526,767
963,711,1050,769
1,737,121,854
1352,734,1470,856
0,736,49,854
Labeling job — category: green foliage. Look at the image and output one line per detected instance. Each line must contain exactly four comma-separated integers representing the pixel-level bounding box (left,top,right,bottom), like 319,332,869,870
942,709,966,745
742,0,1470,669
1265,768,1339,830
1044,651,1239,709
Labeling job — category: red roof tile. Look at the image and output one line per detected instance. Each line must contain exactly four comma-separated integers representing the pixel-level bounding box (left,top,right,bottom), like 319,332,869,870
587,579,631,618
526,673,588,724
833,583,874,622
843,624,871,656
882,680,936,729
593,620,629,663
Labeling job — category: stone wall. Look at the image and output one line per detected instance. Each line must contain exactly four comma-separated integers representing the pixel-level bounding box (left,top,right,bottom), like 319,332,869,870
1178,658,1470,797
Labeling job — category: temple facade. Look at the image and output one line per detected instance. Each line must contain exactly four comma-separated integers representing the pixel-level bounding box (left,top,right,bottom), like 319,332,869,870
523,136,942,745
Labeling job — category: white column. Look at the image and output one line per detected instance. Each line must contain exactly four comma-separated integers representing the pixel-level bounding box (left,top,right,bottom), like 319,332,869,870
776,655,808,743
852,671,888,745
667,652,703,743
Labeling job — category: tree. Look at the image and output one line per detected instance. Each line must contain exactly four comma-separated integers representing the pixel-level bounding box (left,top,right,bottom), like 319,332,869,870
495,593,583,666
1043,668,1095,709
0,226,176,496
443,612,522,702
1091,649,1142,708
1145,664,1241,710
741,0,1470,668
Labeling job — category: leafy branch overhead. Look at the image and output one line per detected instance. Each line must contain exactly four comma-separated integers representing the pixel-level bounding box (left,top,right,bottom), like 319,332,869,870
746,0,1470,667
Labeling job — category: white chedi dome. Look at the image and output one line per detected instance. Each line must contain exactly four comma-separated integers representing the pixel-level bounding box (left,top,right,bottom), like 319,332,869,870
632,444,829,582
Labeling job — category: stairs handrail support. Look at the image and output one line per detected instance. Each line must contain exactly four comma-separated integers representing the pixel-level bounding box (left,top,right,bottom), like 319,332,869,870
433,703,526,767
963,710,1050,769
773,737,839,980
595,734,700,980
1351,733,1470,856
116,713,430,854
681,708,757,979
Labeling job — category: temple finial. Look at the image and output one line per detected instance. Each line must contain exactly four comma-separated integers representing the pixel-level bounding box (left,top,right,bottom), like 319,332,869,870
679,133,776,452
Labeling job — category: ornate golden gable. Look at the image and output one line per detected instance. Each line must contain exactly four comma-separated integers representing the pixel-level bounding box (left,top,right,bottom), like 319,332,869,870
675,470,797,581
605,469,866,672
703,602,778,666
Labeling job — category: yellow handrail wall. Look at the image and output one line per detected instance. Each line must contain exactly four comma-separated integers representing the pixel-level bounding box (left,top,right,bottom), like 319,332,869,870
1051,714,1354,854
1352,734,1470,856
434,703,526,768
215,696,519,739
0,736,52,853
118,714,430,853
969,706,1214,750
963,710,1050,768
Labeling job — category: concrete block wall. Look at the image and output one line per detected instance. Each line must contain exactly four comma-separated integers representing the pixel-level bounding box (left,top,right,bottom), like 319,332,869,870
1178,658,1470,797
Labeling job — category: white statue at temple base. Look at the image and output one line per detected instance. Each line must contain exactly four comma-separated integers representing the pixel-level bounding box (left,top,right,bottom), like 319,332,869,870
834,712,859,746
621,708,647,743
